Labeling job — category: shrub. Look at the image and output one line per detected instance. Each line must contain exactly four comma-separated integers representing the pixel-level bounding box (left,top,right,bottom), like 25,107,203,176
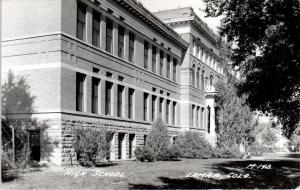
73,127,112,167
134,147,154,162
212,145,243,159
247,141,273,157
134,116,178,161
1,147,17,181
145,116,172,161
174,131,213,159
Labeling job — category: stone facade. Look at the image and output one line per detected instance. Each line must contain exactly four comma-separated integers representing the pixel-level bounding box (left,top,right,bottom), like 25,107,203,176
2,0,224,165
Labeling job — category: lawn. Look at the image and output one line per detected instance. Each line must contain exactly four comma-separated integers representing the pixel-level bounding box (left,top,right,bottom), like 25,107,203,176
2,158,300,189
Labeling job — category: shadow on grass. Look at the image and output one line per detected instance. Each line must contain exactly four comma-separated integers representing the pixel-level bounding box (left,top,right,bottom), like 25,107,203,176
95,162,118,167
129,159,300,189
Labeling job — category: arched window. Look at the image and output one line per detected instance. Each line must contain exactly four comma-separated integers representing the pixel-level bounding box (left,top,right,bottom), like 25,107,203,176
210,75,214,91
201,70,205,90
191,64,196,86
196,68,200,88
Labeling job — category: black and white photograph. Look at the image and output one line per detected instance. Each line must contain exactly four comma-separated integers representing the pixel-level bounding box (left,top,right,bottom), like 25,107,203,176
0,0,299,189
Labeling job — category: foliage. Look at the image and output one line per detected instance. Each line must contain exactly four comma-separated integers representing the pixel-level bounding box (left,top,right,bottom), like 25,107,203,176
174,131,213,159
212,145,243,159
144,116,173,161
215,76,255,148
247,141,273,157
260,127,278,149
2,70,35,114
134,147,154,162
134,116,177,161
2,147,17,181
290,125,300,151
204,0,300,138
73,127,113,167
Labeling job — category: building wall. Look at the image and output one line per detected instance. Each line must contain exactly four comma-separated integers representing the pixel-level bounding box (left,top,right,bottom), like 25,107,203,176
1,0,187,165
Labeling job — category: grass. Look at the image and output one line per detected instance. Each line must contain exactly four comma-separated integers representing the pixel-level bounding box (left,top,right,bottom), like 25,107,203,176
2,158,300,189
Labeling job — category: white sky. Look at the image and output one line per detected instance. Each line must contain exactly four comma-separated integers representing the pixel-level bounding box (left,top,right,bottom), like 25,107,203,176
139,0,222,34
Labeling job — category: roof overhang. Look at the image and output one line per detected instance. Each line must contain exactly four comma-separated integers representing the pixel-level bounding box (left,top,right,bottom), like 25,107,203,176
113,0,189,50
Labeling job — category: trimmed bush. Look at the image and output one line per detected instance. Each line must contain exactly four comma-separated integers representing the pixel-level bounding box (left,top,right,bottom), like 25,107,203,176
146,116,171,161
134,147,154,162
212,145,243,159
174,131,213,159
134,116,178,161
73,127,113,167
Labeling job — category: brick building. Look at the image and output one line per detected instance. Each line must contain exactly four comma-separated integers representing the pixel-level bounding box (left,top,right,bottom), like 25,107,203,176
2,0,224,165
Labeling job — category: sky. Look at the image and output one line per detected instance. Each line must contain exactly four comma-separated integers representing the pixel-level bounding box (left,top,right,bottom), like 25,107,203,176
139,0,222,34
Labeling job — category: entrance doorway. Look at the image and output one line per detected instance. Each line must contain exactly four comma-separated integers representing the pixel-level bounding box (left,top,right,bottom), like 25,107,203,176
28,130,41,161
118,133,125,159
129,134,135,159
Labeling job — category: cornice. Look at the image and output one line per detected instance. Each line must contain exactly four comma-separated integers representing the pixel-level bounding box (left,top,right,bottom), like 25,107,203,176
112,0,189,50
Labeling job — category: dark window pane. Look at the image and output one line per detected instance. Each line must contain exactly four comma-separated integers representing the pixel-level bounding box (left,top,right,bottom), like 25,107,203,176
152,46,156,73
106,19,113,53
129,32,135,62
118,26,125,58
144,41,149,69
77,3,86,41
92,78,99,113
117,85,124,117
76,73,85,111
105,82,112,115
92,11,100,47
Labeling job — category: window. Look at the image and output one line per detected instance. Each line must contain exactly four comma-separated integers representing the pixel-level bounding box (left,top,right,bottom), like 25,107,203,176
77,3,86,41
117,85,124,117
166,100,170,124
129,32,135,62
91,77,99,113
106,72,113,78
196,44,199,57
166,55,170,79
118,133,125,159
144,41,149,69
196,68,200,88
76,73,85,112
201,71,205,90
193,39,196,55
199,48,203,59
93,67,100,73
173,58,177,82
152,95,156,121
143,135,147,146
105,82,112,115
191,64,195,86
152,46,157,73
118,76,124,81
192,105,195,127
143,93,148,121
118,26,125,58
197,106,200,127
92,11,100,47
159,50,164,76
129,134,135,159
201,107,205,128
210,75,214,90
172,102,176,125
207,106,211,133
106,18,113,53
159,97,163,114
128,88,134,119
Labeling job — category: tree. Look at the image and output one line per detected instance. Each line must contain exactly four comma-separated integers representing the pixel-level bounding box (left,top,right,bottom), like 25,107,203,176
215,74,256,148
145,116,171,161
290,125,300,151
204,0,300,138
